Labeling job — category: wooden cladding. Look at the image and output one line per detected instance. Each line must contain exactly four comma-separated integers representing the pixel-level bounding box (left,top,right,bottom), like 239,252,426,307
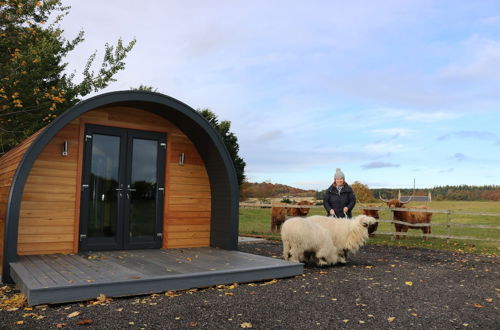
2,106,211,257
0,128,45,268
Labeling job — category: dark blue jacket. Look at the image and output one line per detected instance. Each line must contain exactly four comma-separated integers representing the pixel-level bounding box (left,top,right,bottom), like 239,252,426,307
323,183,356,218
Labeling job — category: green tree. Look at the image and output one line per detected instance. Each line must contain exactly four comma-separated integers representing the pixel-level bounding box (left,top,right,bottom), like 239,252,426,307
197,108,246,189
130,85,158,92
0,0,136,153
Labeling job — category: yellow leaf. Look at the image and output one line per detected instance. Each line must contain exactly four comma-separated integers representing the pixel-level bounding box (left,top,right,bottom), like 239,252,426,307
260,279,278,286
240,322,253,328
405,281,413,286
224,292,234,296
473,303,485,308
365,265,373,269
67,311,80,318
485,298,493,303
16,321,24,325
387,316,396,322
342,319,349,323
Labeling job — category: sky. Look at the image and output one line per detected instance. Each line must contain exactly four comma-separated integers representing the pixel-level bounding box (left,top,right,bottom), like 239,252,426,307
59,0,500,190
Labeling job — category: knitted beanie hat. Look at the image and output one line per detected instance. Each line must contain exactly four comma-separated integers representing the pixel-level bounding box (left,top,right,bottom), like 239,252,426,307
334,168,345,180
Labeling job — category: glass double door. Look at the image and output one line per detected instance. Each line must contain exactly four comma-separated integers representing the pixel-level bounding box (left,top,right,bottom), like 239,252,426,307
79,125,166,251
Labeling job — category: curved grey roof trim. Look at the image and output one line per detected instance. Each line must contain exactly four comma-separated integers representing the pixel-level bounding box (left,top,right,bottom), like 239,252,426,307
2,91,239,283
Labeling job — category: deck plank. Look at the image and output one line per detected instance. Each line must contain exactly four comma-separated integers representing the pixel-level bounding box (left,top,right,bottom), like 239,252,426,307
10,247,303,305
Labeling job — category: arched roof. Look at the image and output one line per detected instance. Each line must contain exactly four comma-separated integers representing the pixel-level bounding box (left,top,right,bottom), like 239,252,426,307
2,91,239,283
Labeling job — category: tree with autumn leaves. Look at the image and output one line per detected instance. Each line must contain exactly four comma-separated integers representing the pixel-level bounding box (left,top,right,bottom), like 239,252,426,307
0,0,135,153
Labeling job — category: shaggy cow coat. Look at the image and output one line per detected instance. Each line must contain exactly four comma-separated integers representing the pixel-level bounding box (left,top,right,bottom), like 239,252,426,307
271,200,313,232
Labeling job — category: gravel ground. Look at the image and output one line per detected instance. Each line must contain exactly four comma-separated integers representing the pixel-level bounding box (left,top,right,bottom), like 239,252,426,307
0,241,498,329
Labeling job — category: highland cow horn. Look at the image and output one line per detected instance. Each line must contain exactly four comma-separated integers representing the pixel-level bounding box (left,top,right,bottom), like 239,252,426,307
378,192,391,203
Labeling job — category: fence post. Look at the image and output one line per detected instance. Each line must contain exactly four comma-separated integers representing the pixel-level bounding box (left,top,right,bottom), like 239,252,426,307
446,210,452,244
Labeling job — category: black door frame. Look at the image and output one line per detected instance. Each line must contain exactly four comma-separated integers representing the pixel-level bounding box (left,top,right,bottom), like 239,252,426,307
79,124,166,252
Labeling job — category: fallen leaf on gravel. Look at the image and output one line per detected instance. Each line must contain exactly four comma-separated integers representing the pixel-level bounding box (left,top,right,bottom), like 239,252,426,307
473,303,485,308
0,293,27,310
319,271,328,275
261,279,278,286
90,293,112,305
224,292,234,296
365,266,373,269
23,312,45,319
411,312,418,317
16,321,24,325
240,322,253,328
387,316,396,322
342,319,349,323
67,311,80,318
116,308,123,312
405,281,413,286
76,319,93,325
190,322,198,327
485,298,493,302
56,323,65,328
166,291,181,297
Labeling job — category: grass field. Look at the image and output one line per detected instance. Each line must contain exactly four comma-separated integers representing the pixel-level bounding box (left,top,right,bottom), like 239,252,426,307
239,201,500,255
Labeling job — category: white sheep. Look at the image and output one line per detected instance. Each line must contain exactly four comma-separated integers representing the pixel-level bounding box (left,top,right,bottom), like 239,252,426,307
281,214,377,266
281,216,339,266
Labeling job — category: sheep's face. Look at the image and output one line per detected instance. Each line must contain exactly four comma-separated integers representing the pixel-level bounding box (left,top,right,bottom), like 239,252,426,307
358,215,378,234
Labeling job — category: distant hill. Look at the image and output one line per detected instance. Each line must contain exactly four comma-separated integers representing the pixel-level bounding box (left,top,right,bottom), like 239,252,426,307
241,181,316,199
241,182,500,202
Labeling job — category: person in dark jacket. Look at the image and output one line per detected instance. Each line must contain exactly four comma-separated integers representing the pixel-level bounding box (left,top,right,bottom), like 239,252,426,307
323,168,356,218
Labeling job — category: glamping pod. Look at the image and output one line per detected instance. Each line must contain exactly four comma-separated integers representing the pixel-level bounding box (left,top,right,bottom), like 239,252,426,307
0,91,240,283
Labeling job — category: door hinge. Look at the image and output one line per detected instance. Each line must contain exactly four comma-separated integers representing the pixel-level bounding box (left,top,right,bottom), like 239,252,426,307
81,184,89,191
157,233,163,238
79,234,87,241
85,134,92,142
160,142,166,149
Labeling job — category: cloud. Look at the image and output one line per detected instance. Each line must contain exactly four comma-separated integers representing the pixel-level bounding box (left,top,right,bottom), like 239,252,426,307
450,153,467,161
252,130,286,143
361,161,400,169
439,168,455,173
364,142,406,153
439,37,500,82
480,15,500,25
438,130,497,141
371,128,415,137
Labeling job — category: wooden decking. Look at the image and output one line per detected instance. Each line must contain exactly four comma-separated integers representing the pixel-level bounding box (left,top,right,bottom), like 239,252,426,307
9,248,303,305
